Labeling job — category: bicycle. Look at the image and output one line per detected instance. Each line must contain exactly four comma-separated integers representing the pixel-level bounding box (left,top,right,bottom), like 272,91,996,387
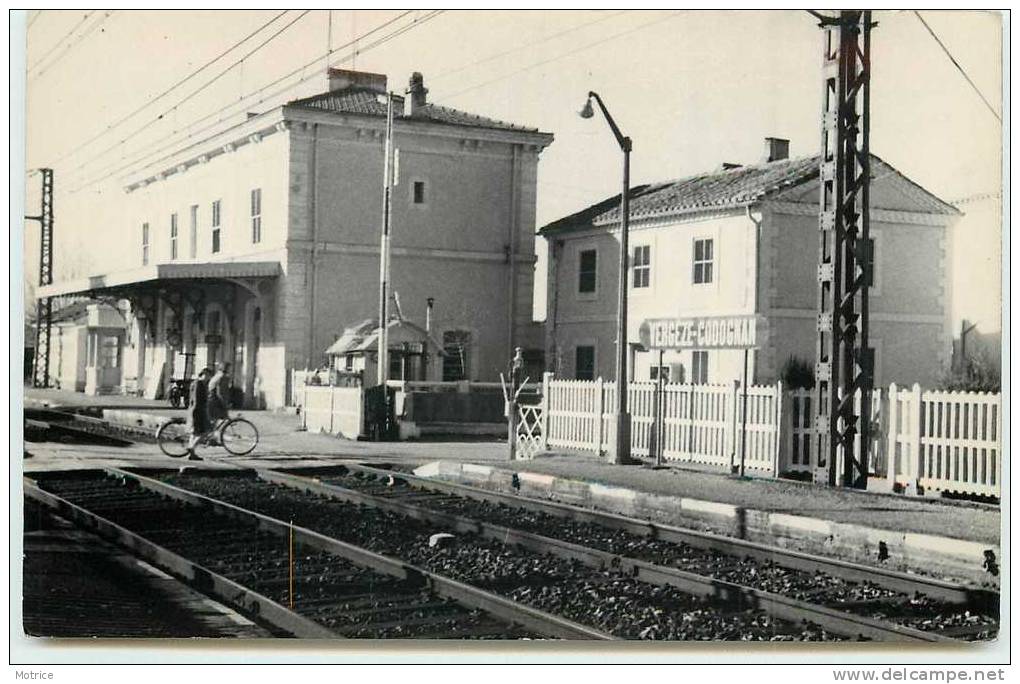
156,415,259,458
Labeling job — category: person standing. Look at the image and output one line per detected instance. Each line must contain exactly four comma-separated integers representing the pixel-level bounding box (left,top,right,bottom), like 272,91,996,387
186,367,213,460
208,362,231,425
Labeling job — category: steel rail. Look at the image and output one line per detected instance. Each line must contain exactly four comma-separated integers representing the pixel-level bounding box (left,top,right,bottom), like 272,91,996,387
102,466,613,641
24,478,337,639
340,463,998,612
252,467,957,643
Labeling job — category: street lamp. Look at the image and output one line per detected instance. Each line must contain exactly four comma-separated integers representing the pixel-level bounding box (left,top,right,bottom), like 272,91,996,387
580,91,633,465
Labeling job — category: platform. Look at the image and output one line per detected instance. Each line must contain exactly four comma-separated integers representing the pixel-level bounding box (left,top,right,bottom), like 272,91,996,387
20,386,1001,552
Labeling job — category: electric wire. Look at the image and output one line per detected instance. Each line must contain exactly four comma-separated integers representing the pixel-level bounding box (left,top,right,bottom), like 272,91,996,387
65,10,312,181
70,11,440,192
54,10,290,167
427,10,630,85
27,10,94,72
913,11,1001,122
70,10,424,191
439,11,683,102
34,11,115,79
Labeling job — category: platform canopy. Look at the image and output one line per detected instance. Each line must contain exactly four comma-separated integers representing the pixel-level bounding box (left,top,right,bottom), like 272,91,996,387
37,261,282,299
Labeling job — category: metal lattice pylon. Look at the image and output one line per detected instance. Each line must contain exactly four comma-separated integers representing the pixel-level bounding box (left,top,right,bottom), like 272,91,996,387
30,169,54,389
813,11,874,489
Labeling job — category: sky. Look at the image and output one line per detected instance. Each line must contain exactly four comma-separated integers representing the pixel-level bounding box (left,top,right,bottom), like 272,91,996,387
19,9,1004,333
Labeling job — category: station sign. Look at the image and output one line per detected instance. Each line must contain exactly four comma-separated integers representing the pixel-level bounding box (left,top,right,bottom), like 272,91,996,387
638,314,762,351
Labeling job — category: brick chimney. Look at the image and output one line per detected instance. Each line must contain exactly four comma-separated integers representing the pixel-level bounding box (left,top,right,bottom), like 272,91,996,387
327,67,387,94
763,137,790,163
405,72,428,117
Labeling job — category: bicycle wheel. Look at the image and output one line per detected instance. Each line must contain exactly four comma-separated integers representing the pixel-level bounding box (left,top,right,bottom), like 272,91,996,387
220,418,259,456
156,420,191,458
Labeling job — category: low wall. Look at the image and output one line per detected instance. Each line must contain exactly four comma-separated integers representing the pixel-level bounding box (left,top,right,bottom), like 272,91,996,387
301,385,364,440
414,460,1001,588
403,390,505,424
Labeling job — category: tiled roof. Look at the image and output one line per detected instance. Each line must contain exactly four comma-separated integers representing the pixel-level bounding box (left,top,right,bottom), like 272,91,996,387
324,318,444,356
540,154,959,234
288,87,541,134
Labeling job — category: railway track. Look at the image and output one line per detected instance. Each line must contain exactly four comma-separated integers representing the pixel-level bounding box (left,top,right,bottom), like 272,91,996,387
175,463,996,642
25,470,603,640
30,467,846,641
23,500,268,638
25,462,997,642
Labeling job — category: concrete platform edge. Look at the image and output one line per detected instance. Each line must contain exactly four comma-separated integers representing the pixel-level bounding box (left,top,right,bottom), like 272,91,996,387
413,460,1001,588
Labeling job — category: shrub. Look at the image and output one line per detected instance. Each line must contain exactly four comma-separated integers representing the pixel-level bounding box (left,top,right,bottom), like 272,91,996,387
781,356,815,390
938,354,1000,393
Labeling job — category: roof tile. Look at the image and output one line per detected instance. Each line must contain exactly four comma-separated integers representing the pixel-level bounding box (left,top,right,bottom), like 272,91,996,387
540,154,958,234
288,87,540,133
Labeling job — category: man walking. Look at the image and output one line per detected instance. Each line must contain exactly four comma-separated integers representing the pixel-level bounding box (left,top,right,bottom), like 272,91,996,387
186,367,213,460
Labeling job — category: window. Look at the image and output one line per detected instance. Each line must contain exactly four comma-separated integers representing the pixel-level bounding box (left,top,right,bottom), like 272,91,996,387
141,223,149,265
211,200,221,254
650,365,670,382
632,245,651,288
250,188,262,244
578,249,597,294
344,354,354,371
442,330,471,381
413,181,426,204
99,336,119,369
693,238,714,284
388,353,403,381
575,345,596,381
189,205,198,259
691,351,709,384
170,213,179,260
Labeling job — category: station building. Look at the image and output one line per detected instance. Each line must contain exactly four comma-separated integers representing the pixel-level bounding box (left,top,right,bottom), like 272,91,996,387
40,69,553,408
540,138,961,388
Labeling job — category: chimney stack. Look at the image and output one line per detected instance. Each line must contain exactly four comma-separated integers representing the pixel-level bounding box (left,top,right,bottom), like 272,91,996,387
405,72,428,117
763,137,790,163
327,67,387,94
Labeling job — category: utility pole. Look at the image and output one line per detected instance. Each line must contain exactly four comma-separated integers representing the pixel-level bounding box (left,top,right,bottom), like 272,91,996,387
812,11,875,489
26,168,54,388
376,93,395,386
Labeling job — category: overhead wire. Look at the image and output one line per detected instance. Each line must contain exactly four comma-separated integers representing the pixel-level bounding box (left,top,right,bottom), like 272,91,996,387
34,11,115,79
54,10,290,167
70,10,442,192
439,11,684,102
27,10,94,72
69,10,421,191
913,11,1001,122
427,10,630,85
65,10,312,183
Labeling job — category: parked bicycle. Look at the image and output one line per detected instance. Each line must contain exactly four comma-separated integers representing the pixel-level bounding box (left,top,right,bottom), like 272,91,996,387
156,415,259,457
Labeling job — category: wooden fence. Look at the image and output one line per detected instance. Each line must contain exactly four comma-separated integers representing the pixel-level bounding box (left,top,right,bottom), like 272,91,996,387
544,376,782,475
543,375,1002,498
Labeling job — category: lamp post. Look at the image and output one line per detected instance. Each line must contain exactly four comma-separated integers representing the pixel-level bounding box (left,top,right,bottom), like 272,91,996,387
580,91,632,465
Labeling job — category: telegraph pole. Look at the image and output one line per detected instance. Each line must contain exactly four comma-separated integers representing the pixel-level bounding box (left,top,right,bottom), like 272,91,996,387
26,168,54,388
812,11,875,489
376,93,395,386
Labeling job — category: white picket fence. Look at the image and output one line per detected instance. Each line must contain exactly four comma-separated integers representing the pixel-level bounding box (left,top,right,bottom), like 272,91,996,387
545,376,782,475
542,375,1002,498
